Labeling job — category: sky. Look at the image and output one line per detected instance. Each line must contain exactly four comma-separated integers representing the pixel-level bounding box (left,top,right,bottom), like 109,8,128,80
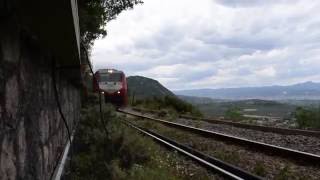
92,0,320,90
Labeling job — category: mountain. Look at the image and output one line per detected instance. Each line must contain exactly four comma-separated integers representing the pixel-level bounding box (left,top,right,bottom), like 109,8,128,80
127,76,175,99
174,81,320,100
177,95,226,104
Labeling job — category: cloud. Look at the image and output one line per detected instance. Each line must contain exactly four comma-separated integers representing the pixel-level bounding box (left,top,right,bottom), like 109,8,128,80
214,0,300,8
92,0,320,90
254,66,276,77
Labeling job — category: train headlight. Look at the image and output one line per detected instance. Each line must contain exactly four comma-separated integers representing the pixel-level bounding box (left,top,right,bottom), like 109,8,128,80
117,91,120,94
101,91,104,94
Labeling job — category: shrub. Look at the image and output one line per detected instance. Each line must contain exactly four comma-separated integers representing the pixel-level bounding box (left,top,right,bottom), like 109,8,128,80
224,107,244,121
253,161,266,177
295,106,320,129
133,95,203,117
71,102,185,179
274,165,294,180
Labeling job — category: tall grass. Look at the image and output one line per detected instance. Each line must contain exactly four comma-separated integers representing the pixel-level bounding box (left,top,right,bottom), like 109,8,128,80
70,98,194,179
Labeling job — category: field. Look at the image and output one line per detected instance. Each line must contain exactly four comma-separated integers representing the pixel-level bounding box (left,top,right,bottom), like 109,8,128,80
196,99,296,119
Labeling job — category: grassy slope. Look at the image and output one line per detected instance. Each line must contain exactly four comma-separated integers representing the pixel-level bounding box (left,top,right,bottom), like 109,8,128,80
70,95,208,179
127,76,174,100
127,76,203,117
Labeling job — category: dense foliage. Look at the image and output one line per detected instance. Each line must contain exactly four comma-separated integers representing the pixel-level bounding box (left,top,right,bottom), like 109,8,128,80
224,107,244,121
192,99,296,118
134,96,203,117
295,106,320,129
78,0,143,48
127,76,175,100
71,103,181,179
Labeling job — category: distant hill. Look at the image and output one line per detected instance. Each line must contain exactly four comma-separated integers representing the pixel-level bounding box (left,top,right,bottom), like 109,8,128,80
177,95,225,104
174,81,320,100
127,76,175,99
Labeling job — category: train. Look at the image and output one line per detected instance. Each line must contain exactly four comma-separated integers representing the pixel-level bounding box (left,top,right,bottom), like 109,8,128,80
93,69,128,106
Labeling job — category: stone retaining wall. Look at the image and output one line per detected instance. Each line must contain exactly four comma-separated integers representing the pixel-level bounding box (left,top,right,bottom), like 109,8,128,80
0,16,81,180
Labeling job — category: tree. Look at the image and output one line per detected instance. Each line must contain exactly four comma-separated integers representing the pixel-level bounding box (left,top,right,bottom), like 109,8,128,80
295,106,320,129
78,0,143,49
225,107,243,121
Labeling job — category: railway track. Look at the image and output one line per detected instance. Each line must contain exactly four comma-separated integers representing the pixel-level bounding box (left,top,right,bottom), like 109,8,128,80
179,115,320,138
121,119,263,180
132,107,320,137
118,108,320,164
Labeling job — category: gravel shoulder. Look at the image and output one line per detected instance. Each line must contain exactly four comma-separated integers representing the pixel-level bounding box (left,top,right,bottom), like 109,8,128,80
174,117,320,155
124,112,320,179
133,109,320,155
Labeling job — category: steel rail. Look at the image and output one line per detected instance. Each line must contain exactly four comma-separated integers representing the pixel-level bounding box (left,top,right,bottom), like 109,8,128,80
132,107,320,137
179,115,320,138
118,109,320,165
51,129,76,180
121,119,263,180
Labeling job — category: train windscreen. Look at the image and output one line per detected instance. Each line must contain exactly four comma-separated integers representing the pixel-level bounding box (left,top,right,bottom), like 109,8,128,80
100,73,122,82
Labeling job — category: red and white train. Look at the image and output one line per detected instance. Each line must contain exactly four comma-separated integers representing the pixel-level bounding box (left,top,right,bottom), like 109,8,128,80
93,69,128,106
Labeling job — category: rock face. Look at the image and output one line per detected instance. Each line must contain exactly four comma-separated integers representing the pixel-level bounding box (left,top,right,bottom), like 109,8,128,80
0,17,81,179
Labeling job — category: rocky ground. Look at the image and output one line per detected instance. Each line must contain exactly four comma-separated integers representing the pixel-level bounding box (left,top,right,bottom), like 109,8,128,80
123,110,320,179
134,108,320,155
117,112,221,180
174,118,320,155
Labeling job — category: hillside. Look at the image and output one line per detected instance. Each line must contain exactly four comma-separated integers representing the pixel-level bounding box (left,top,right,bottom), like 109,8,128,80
127,76,175,99
127,76,202,116
178,95,222,104
174,81,320,100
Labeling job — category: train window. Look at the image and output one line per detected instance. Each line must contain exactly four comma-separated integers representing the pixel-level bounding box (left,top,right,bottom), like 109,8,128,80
100,73,122,82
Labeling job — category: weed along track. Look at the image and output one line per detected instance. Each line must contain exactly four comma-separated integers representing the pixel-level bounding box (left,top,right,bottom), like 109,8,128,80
118,108,320,179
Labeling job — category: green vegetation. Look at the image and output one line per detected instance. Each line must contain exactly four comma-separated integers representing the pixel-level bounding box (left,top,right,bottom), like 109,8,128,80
71,105,175,179
127,76,175,100
295,106,320,129
224,107,244,121
137,119,314,180
214,150,240,165
274,165,296,180
253,161,266,177
78,0,143,49
133,96,203,117
187,99,296,119
126,76,202,117
71,96,209,179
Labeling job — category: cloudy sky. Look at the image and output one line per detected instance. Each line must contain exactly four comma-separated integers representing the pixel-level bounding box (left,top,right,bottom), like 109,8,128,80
92,0,320,90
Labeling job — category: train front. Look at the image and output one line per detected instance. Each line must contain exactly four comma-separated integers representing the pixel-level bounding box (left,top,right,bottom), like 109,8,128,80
94,69,128,106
